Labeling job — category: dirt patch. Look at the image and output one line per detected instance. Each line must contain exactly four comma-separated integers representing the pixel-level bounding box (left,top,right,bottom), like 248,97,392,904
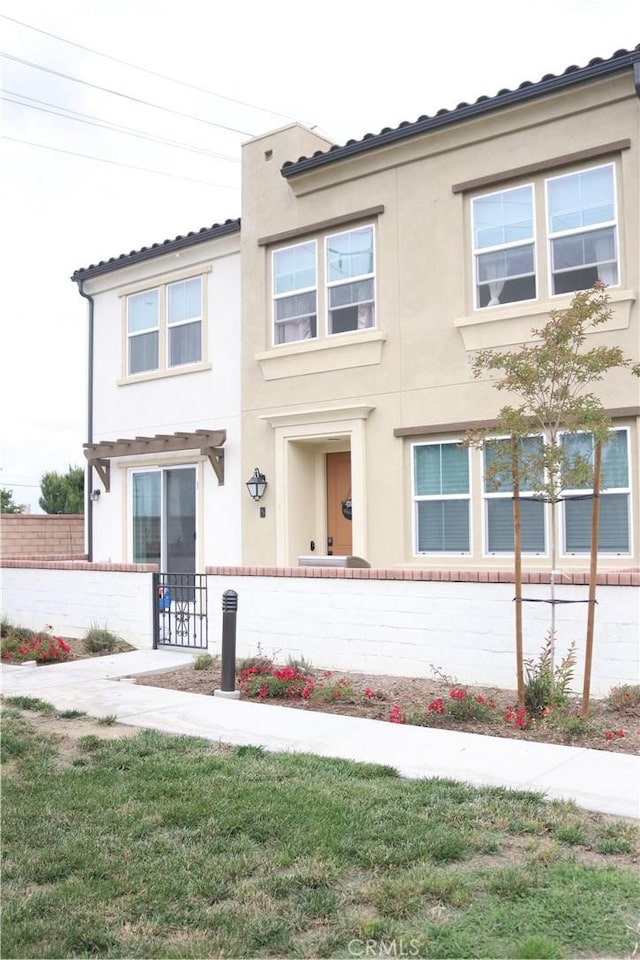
132,661,640,756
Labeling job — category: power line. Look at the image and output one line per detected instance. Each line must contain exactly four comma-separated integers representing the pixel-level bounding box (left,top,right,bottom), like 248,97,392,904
2,89,241,163
0,52,255,137
0,12,311,126
2,135,241,188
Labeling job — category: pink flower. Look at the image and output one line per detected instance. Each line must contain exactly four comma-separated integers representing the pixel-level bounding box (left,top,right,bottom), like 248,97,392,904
364,687,375,699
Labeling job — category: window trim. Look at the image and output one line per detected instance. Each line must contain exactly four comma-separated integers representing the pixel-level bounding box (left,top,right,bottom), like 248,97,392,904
471,183,538,311
324,224,376,338
271,239,318,346
560,427,632,558
121,270,209,381
270,224,377,348
544,162,619,300
470,161,622,313
412,441,472,557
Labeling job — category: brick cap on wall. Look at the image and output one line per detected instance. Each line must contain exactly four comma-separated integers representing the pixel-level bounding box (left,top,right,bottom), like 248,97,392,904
0,560,158,572
206,565,640,586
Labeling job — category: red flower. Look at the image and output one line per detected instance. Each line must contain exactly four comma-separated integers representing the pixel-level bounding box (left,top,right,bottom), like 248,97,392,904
364,687,375,699
616,730,625,738
604,731,614,740
475,695,485,705
389,704,405,724
449,688,465,700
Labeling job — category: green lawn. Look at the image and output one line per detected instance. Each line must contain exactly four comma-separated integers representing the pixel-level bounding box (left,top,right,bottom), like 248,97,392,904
2,699,639,959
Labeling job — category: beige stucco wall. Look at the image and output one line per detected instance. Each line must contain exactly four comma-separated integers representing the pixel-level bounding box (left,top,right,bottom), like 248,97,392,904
241,74,640,569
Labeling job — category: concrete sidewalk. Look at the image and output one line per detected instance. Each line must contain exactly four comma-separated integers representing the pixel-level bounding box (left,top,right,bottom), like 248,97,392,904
2,650,638,819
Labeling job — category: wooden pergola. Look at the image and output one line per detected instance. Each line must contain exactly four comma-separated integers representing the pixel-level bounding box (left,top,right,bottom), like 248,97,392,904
83,429,226,491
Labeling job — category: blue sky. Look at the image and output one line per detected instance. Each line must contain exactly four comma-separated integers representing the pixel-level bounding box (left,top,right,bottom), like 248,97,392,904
1,0,637,510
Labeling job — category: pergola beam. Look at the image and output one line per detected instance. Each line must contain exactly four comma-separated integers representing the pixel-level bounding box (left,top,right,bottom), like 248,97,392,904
83,430,226,486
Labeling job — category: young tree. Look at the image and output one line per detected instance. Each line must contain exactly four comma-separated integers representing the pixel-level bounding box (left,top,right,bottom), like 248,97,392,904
468,285,639,705
39,465,85,514
1,487,21,514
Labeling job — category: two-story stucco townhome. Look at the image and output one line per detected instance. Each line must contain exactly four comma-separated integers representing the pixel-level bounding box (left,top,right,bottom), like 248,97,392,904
240,45,640,573
72,219,241,573
73,45,640,582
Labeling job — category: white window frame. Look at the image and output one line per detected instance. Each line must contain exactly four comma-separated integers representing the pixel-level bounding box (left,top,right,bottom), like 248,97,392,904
560,427,632,557
125,273,205,378
325,225,376,336
412,441,471,556
127,288,160,376
482,435,547,557
471,183,537,310
272,240,317,346
545,163,619,299
166,277,203,368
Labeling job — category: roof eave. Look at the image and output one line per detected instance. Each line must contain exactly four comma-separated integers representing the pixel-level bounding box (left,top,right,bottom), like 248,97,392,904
71,218,241,283
281,50,640,179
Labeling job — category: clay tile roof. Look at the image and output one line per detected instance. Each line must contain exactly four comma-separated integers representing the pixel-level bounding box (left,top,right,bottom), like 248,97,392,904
71,217,241,282
281,45,640,178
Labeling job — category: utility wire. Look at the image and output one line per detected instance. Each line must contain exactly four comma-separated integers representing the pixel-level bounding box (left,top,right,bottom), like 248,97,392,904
2,135,240,188
0,52,255,136
2,90,241,162
0,12,311,126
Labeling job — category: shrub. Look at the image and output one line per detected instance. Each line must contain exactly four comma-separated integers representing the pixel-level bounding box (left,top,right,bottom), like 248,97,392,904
194,653,215,671
319,679,357,702
524,633,576,717
238,664,314,700
286,654,314,674
1,631,72,664
605,684,640,712
83,625,119,654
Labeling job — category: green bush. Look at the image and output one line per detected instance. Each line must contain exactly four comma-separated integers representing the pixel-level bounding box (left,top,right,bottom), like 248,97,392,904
524,633,576,717
605,683,640,712
194,653,215,671
83,625,119,654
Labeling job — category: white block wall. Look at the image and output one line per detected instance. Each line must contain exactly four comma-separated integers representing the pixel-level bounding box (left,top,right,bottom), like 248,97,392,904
207,575,639,696
1,567,154,648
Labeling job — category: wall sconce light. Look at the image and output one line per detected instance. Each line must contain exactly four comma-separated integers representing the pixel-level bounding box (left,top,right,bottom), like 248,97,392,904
90,489,101,502
245,468,267,502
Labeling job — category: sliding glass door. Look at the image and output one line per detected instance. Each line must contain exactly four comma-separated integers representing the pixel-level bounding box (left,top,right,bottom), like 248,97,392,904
132,466,196,572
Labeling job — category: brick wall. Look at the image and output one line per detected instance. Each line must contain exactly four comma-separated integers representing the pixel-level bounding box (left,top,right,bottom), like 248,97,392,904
0,514,85,559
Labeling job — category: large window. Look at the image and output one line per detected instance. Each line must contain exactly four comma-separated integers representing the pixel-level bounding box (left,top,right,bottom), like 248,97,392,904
126,276,203,375
272,226,375,345
483,437,546,554
471,163,619,309
562,429,630,555
414,443,470,554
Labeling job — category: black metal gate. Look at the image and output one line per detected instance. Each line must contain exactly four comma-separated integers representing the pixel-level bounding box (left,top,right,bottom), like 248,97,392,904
153,572,208,649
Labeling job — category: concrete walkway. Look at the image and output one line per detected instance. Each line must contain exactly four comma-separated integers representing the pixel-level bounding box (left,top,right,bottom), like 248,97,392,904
2,650,638,820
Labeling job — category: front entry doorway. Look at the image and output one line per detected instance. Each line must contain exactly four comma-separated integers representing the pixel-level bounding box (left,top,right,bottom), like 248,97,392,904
326,451,352,556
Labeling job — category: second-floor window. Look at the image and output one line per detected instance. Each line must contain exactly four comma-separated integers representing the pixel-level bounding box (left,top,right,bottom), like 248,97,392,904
472,163,619,309
127,276,203,375
272,225,376,345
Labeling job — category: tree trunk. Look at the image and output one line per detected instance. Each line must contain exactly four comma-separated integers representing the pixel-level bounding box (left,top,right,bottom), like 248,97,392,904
582,440,602,716
512,439,525,709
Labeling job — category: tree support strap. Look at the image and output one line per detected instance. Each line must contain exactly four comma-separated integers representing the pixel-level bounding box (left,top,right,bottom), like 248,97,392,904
513,597,598,604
